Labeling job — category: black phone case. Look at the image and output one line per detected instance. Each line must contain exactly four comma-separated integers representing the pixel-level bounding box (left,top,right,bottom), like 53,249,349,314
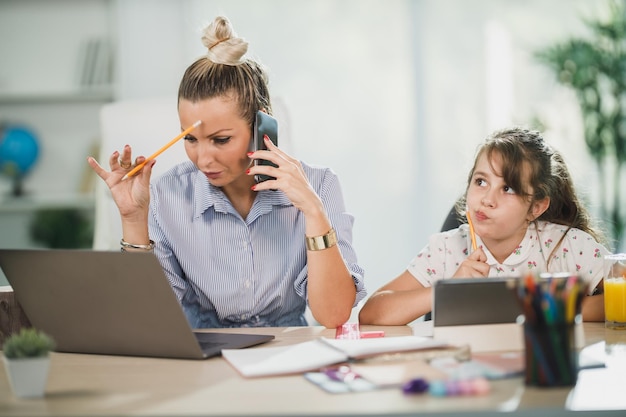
252,111,278,183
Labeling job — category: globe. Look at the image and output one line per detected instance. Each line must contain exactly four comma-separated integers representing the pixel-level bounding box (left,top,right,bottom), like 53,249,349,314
0,125,40,196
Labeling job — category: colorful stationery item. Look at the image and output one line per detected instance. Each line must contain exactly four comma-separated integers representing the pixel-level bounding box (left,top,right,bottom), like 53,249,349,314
402,377,491,396
335,323,385,339
511,272,587,387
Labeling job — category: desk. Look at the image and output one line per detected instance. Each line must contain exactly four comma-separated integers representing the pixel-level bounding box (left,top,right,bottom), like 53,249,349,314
0,324,624,417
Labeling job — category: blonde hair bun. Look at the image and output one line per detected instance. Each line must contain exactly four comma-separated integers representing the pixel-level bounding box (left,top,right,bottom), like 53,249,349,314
201,16,248,65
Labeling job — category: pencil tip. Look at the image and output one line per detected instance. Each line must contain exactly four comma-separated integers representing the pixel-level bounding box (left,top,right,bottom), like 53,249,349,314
193,120,202,127
121,175,128,181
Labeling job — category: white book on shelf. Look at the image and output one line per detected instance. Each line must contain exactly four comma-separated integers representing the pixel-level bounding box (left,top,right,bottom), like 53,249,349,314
81,39,98,87
91,38,112,86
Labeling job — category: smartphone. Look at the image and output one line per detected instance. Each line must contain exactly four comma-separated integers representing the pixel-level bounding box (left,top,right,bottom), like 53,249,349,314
252,110,279,183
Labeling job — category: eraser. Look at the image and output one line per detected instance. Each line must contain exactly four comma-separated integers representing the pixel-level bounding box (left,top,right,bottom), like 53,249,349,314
359,331,385,338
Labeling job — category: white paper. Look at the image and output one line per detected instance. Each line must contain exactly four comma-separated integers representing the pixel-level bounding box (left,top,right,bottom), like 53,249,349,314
432,323,523,352
411,320,434,337
567,368,626,410
222,340,347,377
320,335,447,358
222,336,448,378
578,341,606,369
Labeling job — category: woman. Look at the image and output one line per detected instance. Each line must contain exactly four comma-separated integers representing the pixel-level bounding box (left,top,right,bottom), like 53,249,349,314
88,16,365,328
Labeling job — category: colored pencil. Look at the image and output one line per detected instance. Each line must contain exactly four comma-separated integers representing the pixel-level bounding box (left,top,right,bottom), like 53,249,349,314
466,210,477,251
122,120,202,180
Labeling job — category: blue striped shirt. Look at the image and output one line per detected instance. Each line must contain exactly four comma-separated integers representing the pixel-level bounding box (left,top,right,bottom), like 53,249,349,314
149,160,366,328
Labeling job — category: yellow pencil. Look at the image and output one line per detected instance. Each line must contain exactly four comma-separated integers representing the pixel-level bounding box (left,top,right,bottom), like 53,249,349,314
466,209,477,251
122,120,202,180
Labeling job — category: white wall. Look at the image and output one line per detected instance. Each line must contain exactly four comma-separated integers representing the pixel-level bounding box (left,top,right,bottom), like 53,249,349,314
0,0,611,297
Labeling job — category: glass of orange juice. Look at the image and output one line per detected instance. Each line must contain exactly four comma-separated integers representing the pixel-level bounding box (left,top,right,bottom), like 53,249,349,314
604,254,626,330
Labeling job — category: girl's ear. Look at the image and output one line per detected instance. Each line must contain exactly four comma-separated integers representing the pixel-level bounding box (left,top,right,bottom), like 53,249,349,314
529,197,550,221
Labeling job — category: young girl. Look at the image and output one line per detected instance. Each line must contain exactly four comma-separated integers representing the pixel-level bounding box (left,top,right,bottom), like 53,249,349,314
88,16,365,328
359,127,609,325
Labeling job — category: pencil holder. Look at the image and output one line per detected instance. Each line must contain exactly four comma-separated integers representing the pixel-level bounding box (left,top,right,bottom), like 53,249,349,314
522,319,577,386
511,272,587,387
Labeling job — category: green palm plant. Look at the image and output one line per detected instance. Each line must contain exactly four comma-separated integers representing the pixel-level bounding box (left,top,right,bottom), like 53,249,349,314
535,0,626,249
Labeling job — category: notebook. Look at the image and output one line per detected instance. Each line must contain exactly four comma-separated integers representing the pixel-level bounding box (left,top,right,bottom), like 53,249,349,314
432,278,524,352
0,249,274,360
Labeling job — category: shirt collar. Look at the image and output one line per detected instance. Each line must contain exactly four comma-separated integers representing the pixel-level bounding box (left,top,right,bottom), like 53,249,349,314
192,171,292,220
482,222,541,266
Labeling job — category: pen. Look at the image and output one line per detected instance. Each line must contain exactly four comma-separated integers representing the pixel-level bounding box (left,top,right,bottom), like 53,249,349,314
122,120,202,180
466,209,477,251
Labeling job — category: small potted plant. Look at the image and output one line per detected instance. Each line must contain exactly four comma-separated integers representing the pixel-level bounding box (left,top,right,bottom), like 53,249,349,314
2,328,55,398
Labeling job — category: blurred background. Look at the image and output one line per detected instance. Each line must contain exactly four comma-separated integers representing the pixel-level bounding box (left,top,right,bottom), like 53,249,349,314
1,0,625,305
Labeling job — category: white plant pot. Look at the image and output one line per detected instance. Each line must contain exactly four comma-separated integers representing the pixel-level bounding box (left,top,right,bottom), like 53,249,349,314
2,355,50,398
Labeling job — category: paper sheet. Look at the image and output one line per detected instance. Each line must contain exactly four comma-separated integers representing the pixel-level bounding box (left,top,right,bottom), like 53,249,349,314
222,336,449,378
567,368,626,410
222,339,346,377
320,335,447,358
432,323,523,352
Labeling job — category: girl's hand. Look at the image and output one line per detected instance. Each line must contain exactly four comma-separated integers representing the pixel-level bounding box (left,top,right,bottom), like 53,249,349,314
87,145,155,220
248,136,323,216
453,247,490,278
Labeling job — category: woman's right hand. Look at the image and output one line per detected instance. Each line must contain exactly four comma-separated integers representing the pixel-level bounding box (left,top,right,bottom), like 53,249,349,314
87,144,155,220
453,247,490,278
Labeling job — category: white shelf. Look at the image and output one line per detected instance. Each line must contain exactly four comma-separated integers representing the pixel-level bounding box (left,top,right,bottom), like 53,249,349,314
0,193,95,213
0,87,114,105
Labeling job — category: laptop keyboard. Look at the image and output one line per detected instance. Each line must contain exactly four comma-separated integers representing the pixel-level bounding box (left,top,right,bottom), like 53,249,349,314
198,341,227,349
194,333,228,349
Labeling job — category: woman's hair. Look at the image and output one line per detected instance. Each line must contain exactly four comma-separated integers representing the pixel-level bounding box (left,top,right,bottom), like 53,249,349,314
456,127,606,251
177,16,272,126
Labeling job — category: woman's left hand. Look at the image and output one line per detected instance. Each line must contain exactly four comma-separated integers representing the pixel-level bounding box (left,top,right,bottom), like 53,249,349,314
248,136,322,216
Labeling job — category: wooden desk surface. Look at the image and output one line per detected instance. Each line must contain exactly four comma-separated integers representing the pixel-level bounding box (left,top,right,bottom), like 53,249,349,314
0,324,624,417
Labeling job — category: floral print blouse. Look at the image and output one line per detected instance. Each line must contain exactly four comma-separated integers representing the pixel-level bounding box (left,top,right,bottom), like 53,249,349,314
407,221,610,295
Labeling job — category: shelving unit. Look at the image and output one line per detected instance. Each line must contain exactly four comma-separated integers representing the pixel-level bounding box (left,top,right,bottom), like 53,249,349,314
0,89,114,105
0,0,115,253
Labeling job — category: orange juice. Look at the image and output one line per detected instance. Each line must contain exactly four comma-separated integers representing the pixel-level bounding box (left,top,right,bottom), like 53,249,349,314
604,277,626,327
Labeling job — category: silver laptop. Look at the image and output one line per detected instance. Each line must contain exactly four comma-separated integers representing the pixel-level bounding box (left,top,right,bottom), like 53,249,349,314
0,249,274,359
432,278,522,326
